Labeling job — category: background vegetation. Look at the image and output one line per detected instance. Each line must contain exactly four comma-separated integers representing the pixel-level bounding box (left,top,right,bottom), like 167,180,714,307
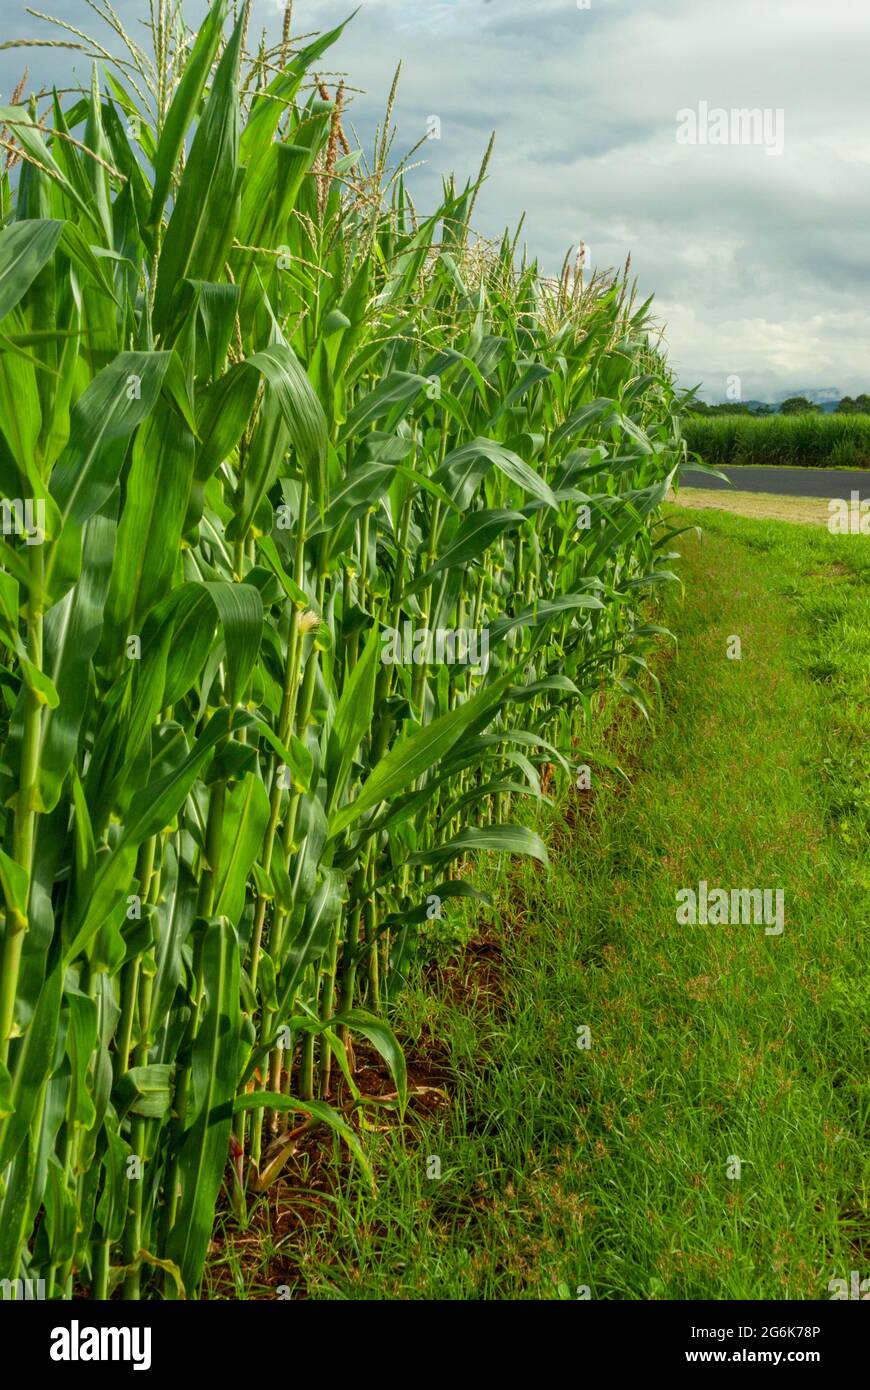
684,412,870,469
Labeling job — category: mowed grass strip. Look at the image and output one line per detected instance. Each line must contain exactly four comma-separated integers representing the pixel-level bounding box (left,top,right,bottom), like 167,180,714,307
210,512,869,1300
666,488,833,526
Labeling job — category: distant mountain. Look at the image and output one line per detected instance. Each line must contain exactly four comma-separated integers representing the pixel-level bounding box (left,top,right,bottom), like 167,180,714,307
703,389,844,413
771,388,841,413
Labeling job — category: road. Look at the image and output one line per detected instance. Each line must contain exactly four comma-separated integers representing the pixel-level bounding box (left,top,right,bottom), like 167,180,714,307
680,464,870,499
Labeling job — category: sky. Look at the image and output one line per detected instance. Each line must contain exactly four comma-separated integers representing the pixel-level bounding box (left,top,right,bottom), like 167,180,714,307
2,0,868,402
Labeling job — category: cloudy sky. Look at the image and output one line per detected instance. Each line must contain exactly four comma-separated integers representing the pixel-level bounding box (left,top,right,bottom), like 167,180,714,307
2,0,868,400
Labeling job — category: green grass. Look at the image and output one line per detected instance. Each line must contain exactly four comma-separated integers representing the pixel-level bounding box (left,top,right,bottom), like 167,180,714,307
210,508,870,1299
684,412,870,468
0,2,686,1299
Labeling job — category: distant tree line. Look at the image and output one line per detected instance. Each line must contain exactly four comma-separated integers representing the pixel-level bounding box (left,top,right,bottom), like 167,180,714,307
687,394,870,416
687,401,772,415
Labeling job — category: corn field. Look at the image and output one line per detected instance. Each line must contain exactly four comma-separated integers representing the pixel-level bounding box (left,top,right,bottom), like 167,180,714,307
0,0,689,1299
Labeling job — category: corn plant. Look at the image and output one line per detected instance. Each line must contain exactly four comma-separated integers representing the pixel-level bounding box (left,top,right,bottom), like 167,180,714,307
0,0,689,1299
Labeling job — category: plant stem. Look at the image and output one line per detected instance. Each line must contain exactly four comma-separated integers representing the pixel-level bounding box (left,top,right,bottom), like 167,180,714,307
0,545,44,1069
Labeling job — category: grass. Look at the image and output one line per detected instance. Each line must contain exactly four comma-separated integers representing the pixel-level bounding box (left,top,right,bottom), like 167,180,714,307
684,413,870,468
208,507,870,1299
0,0,687,1299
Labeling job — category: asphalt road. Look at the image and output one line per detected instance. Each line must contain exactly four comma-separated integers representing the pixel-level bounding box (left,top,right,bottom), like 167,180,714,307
681,465,870,500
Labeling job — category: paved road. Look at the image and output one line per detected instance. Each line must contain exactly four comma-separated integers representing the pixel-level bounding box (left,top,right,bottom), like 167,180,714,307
680,464,870,500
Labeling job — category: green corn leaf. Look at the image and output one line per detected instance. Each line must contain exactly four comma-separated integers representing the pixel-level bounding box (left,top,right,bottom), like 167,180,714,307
153,5,246,330
66,708,247,960
65,990,98,1128
49,351,173,529
38,499,116,812
329,672,512,839
327,1008,407,1115
166,918,240,1296
0,850,29,932
415,824,549,868
326,622,381,814
113,1064,174,1120
435,436,557,510
402,509,527,599
0,958,63,1176
246,344,328,514
147,0,230,232
103,407,195,643
202,581,263,706
0,106,104,237
214,773,270,923
274,870,344,1015
0,220,64,321
240,19,350,165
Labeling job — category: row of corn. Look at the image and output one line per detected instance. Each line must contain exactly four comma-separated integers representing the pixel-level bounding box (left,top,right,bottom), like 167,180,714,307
0,1,688,1298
